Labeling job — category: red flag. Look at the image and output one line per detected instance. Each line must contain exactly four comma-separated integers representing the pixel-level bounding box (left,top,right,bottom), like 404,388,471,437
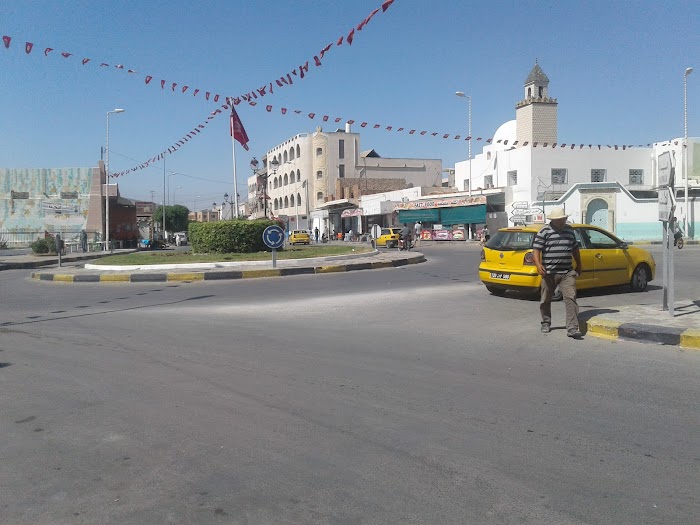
382,0,395,12
25,42,33,54
82,58,90,65
335,117,342,122
61,52,72,58
230,107,250,151
145,76,153,84
44,47,53,56
266,105,272,112
361,122,367,127
347,29,355,45
3,36,11,48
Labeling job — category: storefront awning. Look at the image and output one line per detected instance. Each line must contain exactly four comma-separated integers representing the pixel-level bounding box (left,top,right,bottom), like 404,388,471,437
439,204,486,225
397,209,440,223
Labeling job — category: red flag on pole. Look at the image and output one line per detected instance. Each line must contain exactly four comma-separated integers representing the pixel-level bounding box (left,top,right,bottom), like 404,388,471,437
230,107,250,151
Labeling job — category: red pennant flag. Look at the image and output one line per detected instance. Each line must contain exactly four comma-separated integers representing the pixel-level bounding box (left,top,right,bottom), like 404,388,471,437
335,117,342,122
512,140,519,145
361,122,367,127
420,131,426,135
282,108,288,114
347,119,355,124
145,76,153,84
314,55,321,66
308,113,316,119
128,69,135,73
337,36,343,46
347,29,355,45
496,140,502,143
3,36,11,48
443,134,449,139
455,135,461,140
560,143,566,148
82,58,90,65
319,43,332,58
161,80,166,89
294,110,302,114
172,83,177,91
193,88,199,96
100,63,109,67
276,79,284,87
533,142,538,147
552,143,557,148
476,137,482,141
182,86,189,93
487,139,493,143
44,47,53,56
367,8,380,22
523,141,529,146
397,127,404,132
25,42,33,54
61,52,72,58
542,143,548,147
614,145,618,150
382,0,395,12
571,144,576,149
115,64,124,69
386,126,392,131
230,107,250,151
214,94,220,102
323,116,329,122
205,92,210,100
431,133,438,136
266,105,272,112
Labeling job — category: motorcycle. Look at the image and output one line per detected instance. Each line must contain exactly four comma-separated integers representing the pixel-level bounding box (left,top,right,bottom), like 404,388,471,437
398,235,413,251
675,234,684,249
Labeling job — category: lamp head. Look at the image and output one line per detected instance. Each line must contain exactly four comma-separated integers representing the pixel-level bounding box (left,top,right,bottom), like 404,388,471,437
270,158,279,171
112,108,125,113
250,157,259,170
455,91,468,98
685,67,694,77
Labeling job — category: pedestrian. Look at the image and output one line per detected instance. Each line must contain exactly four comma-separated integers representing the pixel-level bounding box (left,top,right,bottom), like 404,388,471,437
482,225,490,242
414,221,422,244
314,227,319,243
80,229,88,252
532,208,583,339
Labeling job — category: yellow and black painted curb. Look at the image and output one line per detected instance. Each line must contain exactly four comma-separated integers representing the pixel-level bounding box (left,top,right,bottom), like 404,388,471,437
30,255,425,284
586,316,700,350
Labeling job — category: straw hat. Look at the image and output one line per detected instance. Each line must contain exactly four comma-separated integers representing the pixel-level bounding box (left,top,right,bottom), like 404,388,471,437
546,208,568,220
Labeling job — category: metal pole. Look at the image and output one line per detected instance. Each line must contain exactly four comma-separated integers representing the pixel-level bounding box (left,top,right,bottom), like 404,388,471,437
231,135,239,219
684,67,693,237
163,159,166,241
105,112,110,249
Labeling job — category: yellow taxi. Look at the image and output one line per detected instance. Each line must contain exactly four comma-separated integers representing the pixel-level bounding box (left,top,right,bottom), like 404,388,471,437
479,224,656,297
376,227,401,248
289,229,310,245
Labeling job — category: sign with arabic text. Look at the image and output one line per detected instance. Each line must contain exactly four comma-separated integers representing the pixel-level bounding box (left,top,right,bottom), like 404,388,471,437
394,195,486,210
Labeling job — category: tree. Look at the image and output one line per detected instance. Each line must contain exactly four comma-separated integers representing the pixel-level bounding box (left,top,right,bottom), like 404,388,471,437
154,205,190,233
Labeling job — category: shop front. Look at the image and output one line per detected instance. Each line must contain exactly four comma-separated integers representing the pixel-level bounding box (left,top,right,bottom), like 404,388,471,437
396,195,486,241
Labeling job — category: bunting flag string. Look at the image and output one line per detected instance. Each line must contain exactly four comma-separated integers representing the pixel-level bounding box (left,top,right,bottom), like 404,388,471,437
1,0,396,109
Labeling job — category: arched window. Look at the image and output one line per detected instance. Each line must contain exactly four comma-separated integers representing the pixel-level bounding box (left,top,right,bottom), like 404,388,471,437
297,193,301,204
316,147,323,156
296,145,301,157
289,147,294,160
528,87,531,98
273,177,278,189
274,198,279,210
283,151,288,163
538,86,543,97
290,194,295,207
297,169,301,182
316,191,324,201
284,196,289,208
316,170,323,180
284,173,289,186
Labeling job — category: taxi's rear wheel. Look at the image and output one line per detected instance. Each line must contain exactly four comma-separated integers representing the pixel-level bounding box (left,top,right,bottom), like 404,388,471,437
630,264,650,292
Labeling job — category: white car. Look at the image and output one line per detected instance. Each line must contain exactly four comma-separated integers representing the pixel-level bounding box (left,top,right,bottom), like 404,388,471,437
174,232,188,246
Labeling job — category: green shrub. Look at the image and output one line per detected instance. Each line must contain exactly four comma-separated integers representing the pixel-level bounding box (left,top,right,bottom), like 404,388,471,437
188,219,279,253
30,237,57,254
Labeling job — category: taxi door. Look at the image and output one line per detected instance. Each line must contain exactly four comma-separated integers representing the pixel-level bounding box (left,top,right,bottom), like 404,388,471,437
582,227,629,286
572,228,597,289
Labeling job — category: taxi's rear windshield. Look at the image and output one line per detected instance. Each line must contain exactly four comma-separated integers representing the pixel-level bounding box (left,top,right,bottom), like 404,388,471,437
485,231,535,251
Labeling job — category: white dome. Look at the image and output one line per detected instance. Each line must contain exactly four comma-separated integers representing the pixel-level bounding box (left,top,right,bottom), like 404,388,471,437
492,120,517,144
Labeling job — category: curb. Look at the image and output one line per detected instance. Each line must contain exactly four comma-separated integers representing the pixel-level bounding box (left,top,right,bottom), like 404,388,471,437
586,316,700,350
30,254,426,284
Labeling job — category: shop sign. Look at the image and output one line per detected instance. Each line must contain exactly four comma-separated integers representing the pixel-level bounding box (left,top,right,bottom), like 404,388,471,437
395,195,486,210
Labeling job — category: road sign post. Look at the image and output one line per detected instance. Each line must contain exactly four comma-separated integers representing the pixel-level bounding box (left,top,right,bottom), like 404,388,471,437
657,151,676,315
263,225,285,268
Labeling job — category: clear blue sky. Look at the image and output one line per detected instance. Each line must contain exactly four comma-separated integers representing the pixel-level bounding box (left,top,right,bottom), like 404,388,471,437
1,0,698,210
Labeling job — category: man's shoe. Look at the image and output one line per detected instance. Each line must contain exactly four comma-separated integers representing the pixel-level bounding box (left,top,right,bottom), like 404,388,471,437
567,330,582,339
540,323,551,333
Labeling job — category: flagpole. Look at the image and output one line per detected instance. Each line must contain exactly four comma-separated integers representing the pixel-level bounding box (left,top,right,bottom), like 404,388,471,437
231,134,239,220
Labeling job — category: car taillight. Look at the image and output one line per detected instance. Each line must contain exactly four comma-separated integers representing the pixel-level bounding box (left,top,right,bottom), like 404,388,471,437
480,249,485,261
523,252,535,265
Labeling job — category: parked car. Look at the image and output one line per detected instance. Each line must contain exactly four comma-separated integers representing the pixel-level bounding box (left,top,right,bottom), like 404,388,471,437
289,230,310,245
376,227,401,248
479,224,656,297
174,232,188,246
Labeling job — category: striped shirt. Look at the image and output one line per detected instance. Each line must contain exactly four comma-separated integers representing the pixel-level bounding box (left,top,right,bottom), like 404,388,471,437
532,224,579,274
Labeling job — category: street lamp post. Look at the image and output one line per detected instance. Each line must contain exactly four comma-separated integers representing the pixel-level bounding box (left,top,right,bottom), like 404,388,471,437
684,67,693,237
269,158,280,219
250,157,261,217
105,108,125,249
456,91,472,239
173,185,182,206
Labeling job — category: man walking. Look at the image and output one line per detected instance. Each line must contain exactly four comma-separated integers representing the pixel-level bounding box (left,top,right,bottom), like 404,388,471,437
532,208,583,339
314,227,319,243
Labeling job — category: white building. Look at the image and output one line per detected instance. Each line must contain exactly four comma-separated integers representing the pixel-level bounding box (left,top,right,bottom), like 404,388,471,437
455,63,698,241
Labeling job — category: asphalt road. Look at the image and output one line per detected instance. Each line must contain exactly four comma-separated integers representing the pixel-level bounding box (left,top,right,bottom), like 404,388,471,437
0,243,698,524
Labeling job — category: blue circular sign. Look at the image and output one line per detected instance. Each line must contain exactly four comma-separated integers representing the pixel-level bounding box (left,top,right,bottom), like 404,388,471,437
263,225,285,249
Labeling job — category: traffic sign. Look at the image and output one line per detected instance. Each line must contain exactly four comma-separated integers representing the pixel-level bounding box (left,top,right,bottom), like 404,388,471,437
263,225,285,249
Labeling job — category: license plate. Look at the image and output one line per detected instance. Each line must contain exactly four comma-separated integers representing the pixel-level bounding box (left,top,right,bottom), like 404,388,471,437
490,272,510,280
